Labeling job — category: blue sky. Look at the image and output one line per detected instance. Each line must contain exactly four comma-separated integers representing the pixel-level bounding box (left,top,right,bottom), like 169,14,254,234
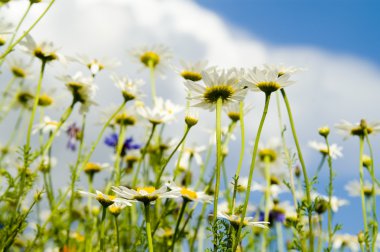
196,0,380,66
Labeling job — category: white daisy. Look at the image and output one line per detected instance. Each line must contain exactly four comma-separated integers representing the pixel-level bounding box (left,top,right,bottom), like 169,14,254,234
131,44,172,75
136,97,182,125
32,116,64,135
223,102,253,122
0,18,12,46
6,56,32,79
263,64,304,76
19,34,63,62
332,234,359,251
217,212,269,229
345,180,380,197
335,119,380,137
311,192,349,212
175,60,213,81
78,190,125,208
251,182,289,198
112,185,180,205
59,72,97,114
242,67,294,94
111,73,144,102
108,201,130,216
185,69,248,111
69,54,120,75
182,144,207,166
308,141,343,159
166,181,213,203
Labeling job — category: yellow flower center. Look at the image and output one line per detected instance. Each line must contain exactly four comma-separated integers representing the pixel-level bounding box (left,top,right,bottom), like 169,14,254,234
115,113,136,126
137,186,156,194
227,112,240,122
33,47,58,62
11,66,27,78
96,194,115,207
17,91,34,106
108,204,122,216
140,51,160,68
203,85,234,104
84,162,102,175
66,82,86,103
0,36,5,46
181,71,202,81
256,81,281,94
181,188,197,200
38,93,54,107
259,148,277,162
185,116,198,127
350,126,373,136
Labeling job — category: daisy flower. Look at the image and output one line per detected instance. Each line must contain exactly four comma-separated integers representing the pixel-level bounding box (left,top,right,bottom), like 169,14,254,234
335,119,380,137
184,69,247,111
345,180,380,197
32,116,63,135
131,44,172,75
166,181,213,203
184,108,199,127
19,34,63,62
78,190,126,208
263,64,304,77
176,60,212,82
11,87,35,110
112,185,180,205
223,102,253,122
217,212,269,229
251,181,289,199
111,73,144,102
69,54,120,76
308,141,343,159
35,155,57,173
59,72,97,114
108,201,129,217
6,57,32,79
242,67,294,95
332,234,359,251
0,19,12,46
136,98,181,125
182,144,207,166
310,192,349,213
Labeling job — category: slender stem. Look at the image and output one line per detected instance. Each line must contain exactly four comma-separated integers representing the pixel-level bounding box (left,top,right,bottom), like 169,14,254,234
317,215,323,252
114,216,120,252
280,89,314,251
100,206,107,251
314,155,326,177
144,203,154,252
171,200,188,252
358,136,368,236
156,126,190,187
275,91,298,210
323,137,333,250
276,221,284,252
364,134,378,252
149,63,156,104
132,123,157,187
234,93,271,252
261,156,271,251
213,98,223,229
0,0,57,63
231,102,245,215
26,60,46,149
0,76,16,111
115,125,127,186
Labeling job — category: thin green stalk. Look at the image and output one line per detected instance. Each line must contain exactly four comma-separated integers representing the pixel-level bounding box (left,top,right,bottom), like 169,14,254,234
234,94,271,252
231,101,245,215
323,136,334,250
132,123,157,187
100,206,107,251
275,92,298,210
364,134,378,252
0,0,56,63
26,60,46,149
261,156,271,252
171,200,188,252
194,145,212,190
149,63,156,104
280,89,314,251
314,155,326,177
144,203,154,252
0,76,16,110
115,125,127,186
358,136,368,237
114,216,120,252
317,215,323,252
156,125,190,187
213,97,223,231
276,221,284,252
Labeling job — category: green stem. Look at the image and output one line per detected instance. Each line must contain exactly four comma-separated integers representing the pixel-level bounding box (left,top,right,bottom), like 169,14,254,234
213,97,223,228
358,136,368,236
149,63,156,104
100,206,107,251
317,215,323,252
231,101,245,215
364,134,378,252
115,125,127,186
172,200,188,252
115,216,120,252
234,93,271,252
0,0,56,63
132,123,157,187
314,155,326,177
276,221,284,252
261,156,271,251
0,76,16,111
26,60,46,150
144,203,154,252
281,89,314,251
324,137,333,250
156,125,190,187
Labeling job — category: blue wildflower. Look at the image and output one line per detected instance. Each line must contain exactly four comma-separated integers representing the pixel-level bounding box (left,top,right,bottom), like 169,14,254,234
66,123,81,151
104,133,141,157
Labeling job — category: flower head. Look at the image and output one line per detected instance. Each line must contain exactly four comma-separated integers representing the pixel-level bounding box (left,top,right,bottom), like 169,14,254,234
243,67,294,95
335,119,380,138
104,133,141,157
0,19,13,46
166,181,212,203
111,74,144,102
308,141,343,159
6,57,32,79
78,190,126,208
59,72,97,114
345,180,380,197
176,60,212,81
131,44,171,75
136,98,182,125
32,116,63,135
20,34,62,62
69,54,120,75
66,122,82,151
263,64,304,77
332,234,359,251
185,69,247,111
217,212,269,229
112,185,180,205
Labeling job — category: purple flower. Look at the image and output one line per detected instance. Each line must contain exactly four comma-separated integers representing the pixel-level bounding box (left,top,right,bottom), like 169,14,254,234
66,123,81,151
104,133,141,157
